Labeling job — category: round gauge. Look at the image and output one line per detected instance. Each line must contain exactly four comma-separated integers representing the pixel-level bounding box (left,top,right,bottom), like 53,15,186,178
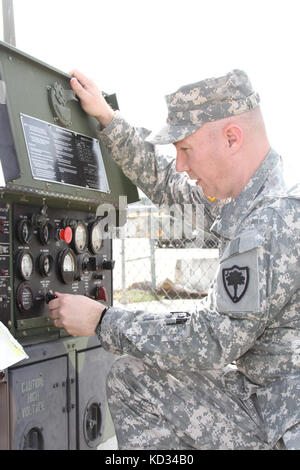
90,222,103,254
16,282,34,313
39,223,52,245
58,248,76,284
17,219,32,244
17,251,34,280
38,254,53,277
64,252,75,271
74,222,88,253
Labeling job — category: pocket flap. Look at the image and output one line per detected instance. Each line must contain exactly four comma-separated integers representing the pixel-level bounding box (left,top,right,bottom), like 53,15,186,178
221,230,264,261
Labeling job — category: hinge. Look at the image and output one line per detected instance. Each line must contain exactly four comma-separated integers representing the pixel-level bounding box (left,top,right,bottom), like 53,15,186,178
62,377,73,413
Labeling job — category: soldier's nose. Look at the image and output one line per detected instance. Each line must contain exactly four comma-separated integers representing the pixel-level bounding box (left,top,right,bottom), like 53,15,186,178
176,152,189,173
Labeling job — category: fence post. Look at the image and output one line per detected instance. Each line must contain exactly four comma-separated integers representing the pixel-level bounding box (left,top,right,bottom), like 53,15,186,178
121,236,126,300
149,211,156,292
2,0,16,46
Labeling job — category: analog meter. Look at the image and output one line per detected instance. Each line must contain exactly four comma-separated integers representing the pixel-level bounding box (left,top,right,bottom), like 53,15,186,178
17,251,34,280
16,282,34,313
89,221,103,254
58,249,76,284
17,219,32,244
74,222,88,253
38,254,53,277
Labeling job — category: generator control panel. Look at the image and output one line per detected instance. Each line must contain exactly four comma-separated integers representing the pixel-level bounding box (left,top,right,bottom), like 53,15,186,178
0,39,139,345
0,201,114,343
0,35,137,450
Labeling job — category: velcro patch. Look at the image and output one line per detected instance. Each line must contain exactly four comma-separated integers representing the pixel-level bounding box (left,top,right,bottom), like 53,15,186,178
222,265,249,303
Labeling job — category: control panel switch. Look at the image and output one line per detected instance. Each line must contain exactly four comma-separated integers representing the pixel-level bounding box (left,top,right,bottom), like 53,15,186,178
58,227,73,244
95,286,108,302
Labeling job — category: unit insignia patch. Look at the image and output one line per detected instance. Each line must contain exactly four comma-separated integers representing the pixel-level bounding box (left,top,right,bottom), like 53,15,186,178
222,265,249,303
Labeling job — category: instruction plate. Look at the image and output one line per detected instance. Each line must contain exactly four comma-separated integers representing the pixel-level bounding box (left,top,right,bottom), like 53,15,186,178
21,114,110,193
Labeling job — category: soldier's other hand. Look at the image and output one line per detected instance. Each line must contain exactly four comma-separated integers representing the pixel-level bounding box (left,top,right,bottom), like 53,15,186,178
70,69,115,127
48,292,106,337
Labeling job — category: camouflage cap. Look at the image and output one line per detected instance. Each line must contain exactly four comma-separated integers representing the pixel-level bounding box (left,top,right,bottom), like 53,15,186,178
146,69,260,145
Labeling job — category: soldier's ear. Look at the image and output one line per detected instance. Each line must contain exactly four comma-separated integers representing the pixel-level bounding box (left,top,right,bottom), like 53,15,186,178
223,125,243,151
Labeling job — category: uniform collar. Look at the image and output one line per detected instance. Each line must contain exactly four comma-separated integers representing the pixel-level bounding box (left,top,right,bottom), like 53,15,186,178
210,149,284,240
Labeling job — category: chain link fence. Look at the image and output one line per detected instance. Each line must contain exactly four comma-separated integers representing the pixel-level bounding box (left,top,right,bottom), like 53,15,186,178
112,202,220,314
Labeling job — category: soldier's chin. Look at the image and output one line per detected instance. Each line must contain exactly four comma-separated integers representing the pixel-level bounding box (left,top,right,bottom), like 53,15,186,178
200,185,216,201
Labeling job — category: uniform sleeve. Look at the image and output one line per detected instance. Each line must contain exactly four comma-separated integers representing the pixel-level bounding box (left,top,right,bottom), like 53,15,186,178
97,227,274,372
98,112,224,232
98,201,299,374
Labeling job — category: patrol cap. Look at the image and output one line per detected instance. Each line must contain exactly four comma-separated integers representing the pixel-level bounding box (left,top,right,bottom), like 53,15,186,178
146,69,260,145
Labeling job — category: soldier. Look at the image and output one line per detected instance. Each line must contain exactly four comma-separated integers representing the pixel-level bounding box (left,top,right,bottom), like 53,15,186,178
48,69,300,450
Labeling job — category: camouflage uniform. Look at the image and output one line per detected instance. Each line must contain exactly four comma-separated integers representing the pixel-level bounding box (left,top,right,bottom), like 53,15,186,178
95,70,300,450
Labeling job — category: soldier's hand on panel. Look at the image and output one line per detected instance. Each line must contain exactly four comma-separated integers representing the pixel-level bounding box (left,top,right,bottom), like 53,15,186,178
70,69,115,127
48,292,106,337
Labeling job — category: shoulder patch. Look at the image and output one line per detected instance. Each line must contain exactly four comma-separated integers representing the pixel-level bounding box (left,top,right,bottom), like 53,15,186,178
215,231,265,314
222,265,249,303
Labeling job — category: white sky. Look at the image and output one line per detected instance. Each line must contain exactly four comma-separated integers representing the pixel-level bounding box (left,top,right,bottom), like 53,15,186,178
1,0,300,186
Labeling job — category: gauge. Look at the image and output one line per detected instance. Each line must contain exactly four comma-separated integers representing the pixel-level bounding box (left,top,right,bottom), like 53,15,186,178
16,282,34,313
64,253,74,271
74,222,88,253
21,253,33,280
17,251,34,280
89,221,103,254
58,248,76,284
17,219,32,244
38,254,53,277
38,223,52,245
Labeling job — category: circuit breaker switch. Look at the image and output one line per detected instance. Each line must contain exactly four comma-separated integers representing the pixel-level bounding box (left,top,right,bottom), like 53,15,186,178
95,286,108,302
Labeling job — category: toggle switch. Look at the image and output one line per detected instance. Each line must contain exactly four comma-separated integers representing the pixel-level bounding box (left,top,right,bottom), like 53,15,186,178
95,286,108,302
102,259,115,271
45,292,57,304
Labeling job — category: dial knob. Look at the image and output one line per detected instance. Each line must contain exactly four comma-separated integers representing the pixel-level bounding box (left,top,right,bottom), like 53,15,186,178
45,292,57,304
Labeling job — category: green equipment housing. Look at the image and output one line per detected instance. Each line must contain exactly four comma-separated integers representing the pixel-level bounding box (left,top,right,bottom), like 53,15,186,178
0,39,138,450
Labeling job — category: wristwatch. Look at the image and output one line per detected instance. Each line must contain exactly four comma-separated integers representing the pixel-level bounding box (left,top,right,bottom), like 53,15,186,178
95,305,111,335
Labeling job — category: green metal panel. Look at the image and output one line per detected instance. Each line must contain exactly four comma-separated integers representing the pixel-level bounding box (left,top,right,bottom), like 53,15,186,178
0,40,139,206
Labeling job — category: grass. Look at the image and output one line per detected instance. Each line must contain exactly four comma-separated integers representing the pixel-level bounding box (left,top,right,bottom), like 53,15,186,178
114,289,164,303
